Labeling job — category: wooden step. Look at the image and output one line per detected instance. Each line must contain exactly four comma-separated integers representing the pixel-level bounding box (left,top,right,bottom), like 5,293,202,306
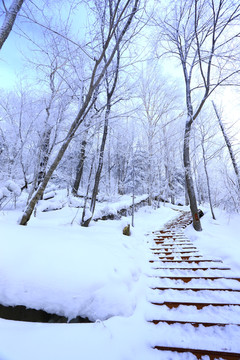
152,259,223,263
154,239,191,242
153,250,199,254
151,301,240,309
154,240,190,243
150,267,231,271
153,243,193,246
150,287,240,291
150,276,240,282
157,255,203,260
153,346,240,359
149,319,240,327
149,211,240,359
150,246,197,250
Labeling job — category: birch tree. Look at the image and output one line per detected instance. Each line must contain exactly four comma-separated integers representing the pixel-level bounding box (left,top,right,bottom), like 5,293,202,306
82,4,122,226
19,0,141,226
0,0,24,50
158,0,240,230
212,101,240,192
138,68,180,205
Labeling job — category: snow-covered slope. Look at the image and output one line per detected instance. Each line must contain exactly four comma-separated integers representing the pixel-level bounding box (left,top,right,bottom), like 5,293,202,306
0,203,239,360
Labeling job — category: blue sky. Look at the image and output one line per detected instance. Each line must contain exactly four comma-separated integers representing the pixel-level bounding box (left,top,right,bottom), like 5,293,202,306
0,0,88,90
0,32,25,89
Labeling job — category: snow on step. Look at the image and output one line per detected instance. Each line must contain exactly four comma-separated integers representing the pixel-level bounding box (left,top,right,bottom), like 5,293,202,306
147,268,237,277
145,301,240,324
151,259,223,264
150,264,230,269
152,346,240,360
146,321,240,353
148,276,240,289
147,288,240,304
147,211,240,358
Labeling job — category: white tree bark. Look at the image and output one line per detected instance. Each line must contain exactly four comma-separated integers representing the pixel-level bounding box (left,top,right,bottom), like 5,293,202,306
212,101,240,192
0,0,24,50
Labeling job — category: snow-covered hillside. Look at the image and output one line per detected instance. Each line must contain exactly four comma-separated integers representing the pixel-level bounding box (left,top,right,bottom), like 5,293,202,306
0,202,239,360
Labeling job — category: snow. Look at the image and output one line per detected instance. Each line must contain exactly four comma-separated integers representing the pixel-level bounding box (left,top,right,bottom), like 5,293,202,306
0,187,10,199
5,180,21,197
0,210,144,321
185,207,240,274
0,201,240,359
35,191,149,220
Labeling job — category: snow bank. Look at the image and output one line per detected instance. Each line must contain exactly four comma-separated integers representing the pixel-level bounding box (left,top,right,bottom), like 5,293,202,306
0,203,177,323
0,212,142,321
185,207,240,274
0,202,190,360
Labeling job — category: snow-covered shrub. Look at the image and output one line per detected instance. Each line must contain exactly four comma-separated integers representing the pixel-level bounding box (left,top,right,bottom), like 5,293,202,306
0,180,22,209
5,180,21,196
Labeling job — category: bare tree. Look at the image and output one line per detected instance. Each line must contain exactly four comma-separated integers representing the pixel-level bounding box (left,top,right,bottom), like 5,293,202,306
81,3,122,226
138,68,178,205
158,0,240,230
19,0,140,226
72,125,89,196
197,120,217,220
0,0,24,50
212,101,240,192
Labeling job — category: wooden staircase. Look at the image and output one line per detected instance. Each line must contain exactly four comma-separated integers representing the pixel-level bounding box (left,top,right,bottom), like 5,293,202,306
147,211,240,359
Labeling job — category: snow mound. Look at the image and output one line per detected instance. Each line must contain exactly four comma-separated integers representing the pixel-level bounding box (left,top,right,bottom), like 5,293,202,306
0,210,145,321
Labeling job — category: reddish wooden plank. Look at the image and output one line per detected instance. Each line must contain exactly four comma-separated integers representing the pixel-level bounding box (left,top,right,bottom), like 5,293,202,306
149,319,240,327
153,346,240,359
151,301,240,309
150,287,240,291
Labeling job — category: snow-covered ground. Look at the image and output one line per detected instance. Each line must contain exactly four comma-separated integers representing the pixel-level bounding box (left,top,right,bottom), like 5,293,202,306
0,200,239,360
185,206,240,274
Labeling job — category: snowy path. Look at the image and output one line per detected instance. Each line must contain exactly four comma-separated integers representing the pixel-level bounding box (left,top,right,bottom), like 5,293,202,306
146,211,240,359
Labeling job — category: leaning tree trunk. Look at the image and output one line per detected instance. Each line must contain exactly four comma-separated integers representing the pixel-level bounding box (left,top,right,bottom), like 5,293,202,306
37,125,52,188
183,120,202,231
82,29,121,226
18,0,140,226
19,89,98,225
212,101,240,191
19,133,74,225
0,0,24,50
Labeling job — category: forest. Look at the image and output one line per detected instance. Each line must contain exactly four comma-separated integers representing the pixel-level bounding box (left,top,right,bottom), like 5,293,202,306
0,0,240,229
1,2,240,360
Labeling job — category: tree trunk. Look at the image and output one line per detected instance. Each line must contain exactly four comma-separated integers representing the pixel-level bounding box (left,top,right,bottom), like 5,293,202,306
18,0,139,226
72,139,87,196
0,0,24,50
201,140,216,220
212,101,240,191
37,125,52,188
81,158,94,227
90,103,110,214
185,182,190,206
19,133,73,225
183,120,202,231
147,140,153,206
82,24,121,226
